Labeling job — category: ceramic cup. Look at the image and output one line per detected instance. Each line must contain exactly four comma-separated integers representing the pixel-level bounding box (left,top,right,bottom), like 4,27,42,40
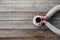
33,15,42,26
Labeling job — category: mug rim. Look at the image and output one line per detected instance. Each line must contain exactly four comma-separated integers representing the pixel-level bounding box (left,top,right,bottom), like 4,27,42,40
33,15,42,26
35,17,42,23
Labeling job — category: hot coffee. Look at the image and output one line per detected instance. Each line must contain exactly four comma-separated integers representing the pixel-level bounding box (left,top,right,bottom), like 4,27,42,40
36,17,41,23
33,15,42,26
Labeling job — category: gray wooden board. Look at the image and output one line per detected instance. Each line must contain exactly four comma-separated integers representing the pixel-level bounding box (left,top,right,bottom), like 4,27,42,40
0,12,46,29
0,21,38,29
0,12,43,29
0,12,45,20
0,3,58,12
0,0,59,38
49,21,60,29
0,12,59,29
0,29,58,38
0,0,60,4
0,12,59,21
0,20,47,29
0,21,59,29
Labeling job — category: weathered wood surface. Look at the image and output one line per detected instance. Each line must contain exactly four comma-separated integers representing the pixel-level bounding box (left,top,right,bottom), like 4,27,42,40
0,12,59,39
0,29,58,38
0,0,59,12
0,11,59,29
0,0,60,4
0,4,58,12
0,12,45,29
0,29,59,40
0,37,60,40
0,0,59,40
0,12,59,21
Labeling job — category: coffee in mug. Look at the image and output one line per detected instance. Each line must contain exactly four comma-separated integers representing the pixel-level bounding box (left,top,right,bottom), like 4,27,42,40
33,15,42,26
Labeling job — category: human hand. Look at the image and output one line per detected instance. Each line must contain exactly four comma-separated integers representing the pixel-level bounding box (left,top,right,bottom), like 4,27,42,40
35,15,47,26
33,15,48,26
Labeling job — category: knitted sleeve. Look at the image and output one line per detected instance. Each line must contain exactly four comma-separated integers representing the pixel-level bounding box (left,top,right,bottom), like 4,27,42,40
45,21,60,35
46,5,60,19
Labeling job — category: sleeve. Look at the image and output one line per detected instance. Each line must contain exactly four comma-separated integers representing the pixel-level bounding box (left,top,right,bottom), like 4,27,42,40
46,5,60,19
45,21,60,35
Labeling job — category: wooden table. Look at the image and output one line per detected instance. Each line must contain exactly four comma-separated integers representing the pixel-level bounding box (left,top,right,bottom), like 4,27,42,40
0,0,60,40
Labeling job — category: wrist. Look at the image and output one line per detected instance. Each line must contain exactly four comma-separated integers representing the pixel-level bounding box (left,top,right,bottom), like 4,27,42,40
44,16,49,20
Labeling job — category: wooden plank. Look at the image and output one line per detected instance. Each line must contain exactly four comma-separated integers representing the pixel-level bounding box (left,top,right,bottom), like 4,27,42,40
0,38,22,40
46,37,60,40
0,37,60,40
35,4,58,12
0,20,47,29
35,0,60,4
0,12,59,21
0,4,58,12
0,12,45,20
0,30,39,37
0,29,58,38
0,0,59,39
22,37,44,40
0,0,60,4
0,0,34,4
50,16,60,21
0,30,34,37
0,20,59,29
49,21,60,29
0,3,36,12
0,12,45,29
0,12,59,29
0,21,37,29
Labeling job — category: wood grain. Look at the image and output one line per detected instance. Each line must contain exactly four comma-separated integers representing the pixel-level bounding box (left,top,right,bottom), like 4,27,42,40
0,12,59,29
0,11,59,29
0,0,60,4
0,29,58,38
0,4,58,12
0,38,22,40
0,12,59,21
0,0,59,39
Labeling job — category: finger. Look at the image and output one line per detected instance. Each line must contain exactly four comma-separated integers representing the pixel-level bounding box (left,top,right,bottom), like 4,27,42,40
42,20,47,24
38,21,44,26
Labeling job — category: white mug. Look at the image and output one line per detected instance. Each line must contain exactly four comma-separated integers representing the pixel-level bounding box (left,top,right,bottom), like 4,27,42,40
33,15,42,26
